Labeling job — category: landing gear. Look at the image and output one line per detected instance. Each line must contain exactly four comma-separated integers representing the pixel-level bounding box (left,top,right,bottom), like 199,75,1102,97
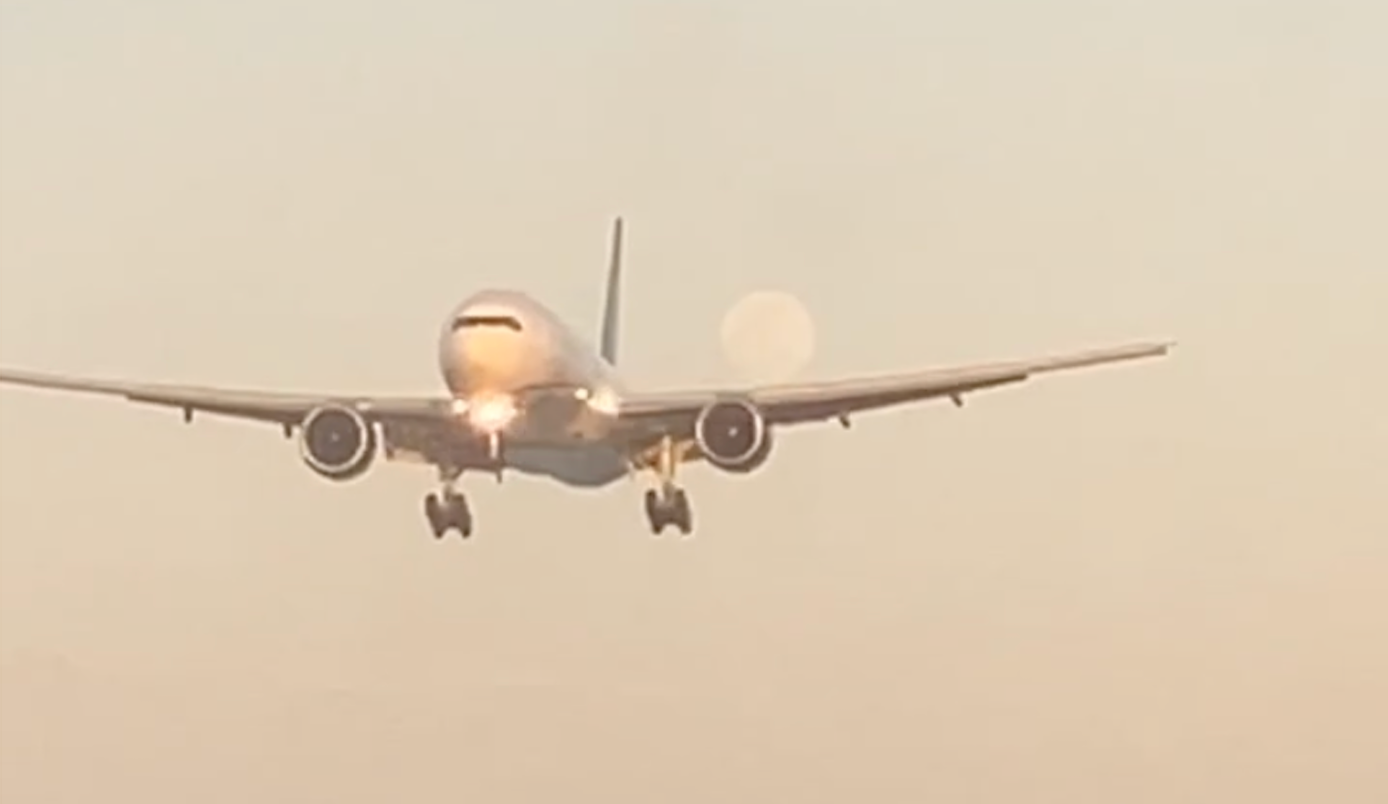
425,466,473,539
424,490,472,538
643,434,694,536
644,486,692,536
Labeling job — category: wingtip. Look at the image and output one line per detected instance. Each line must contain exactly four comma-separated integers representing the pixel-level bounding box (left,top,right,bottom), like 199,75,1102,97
1133,339,1176,356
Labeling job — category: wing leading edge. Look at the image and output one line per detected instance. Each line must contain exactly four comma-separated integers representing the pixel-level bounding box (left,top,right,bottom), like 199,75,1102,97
0,367,448,425
614,340,1173,429
0,340,1171,437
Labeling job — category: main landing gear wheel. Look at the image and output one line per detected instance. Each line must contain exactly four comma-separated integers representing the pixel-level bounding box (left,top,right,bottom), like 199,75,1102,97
644,487,693,536
424,491,473,539
643,434,693,537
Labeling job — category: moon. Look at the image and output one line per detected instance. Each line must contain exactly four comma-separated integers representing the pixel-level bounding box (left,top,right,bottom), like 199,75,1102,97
719,290,816,383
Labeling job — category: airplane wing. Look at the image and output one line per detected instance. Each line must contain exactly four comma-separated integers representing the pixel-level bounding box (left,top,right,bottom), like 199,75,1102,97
0,340,1172,444
613,341,1173,431
0,367,449,425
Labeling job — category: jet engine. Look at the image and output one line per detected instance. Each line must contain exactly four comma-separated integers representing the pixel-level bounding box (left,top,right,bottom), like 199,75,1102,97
693,398,773,473
298,404,377,481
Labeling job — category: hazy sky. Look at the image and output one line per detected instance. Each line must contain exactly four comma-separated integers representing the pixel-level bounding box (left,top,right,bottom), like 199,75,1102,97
1,1,1385,801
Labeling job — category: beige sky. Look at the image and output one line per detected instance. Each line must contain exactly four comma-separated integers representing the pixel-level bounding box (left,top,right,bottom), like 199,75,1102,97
1,1,1385,801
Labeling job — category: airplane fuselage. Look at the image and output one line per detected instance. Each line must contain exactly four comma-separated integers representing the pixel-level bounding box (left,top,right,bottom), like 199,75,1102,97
0,215,1171,540
435,290,631,487
439,290,623,399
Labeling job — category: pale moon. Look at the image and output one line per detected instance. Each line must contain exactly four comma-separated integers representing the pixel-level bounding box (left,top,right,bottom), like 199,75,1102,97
719,290,816,383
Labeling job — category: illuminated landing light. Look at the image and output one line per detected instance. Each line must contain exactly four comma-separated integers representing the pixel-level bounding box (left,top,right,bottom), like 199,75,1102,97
451,394,518,433
584,386,621,417
467,395,518,433
449,394,514,482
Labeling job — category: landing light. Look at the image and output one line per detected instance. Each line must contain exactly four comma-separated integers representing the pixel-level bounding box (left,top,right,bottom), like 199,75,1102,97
584,386,621,416
457,395,517,432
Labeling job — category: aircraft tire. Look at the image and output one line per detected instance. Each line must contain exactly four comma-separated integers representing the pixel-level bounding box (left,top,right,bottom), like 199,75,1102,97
448,493,473,538
672,490,693,536
424,493,448,538
644,489,665,535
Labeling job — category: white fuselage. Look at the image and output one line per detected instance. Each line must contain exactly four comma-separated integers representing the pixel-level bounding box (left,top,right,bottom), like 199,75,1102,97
434,290,630,487
438,290,621,398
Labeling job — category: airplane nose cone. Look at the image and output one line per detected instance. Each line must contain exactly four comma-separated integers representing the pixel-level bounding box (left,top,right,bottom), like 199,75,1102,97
440,325,538,395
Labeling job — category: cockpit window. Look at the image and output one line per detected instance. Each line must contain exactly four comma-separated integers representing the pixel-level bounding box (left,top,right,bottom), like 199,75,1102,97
452,314,523,332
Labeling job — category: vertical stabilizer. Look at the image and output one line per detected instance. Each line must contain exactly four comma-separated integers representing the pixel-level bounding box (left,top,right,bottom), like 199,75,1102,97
599,216,623,365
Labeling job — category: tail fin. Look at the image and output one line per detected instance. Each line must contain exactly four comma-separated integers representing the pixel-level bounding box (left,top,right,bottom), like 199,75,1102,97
599,216,623,365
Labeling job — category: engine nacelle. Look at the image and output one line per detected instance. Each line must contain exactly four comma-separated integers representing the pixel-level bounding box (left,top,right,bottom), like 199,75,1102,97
298,404,377,481
694,398,774,473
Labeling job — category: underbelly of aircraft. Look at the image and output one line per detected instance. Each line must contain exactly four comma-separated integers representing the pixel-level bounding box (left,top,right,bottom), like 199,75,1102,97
504,444,628,487
380,418,628,488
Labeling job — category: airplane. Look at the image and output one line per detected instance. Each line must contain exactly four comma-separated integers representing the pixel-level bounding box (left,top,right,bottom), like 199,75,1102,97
0,218,1172,539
